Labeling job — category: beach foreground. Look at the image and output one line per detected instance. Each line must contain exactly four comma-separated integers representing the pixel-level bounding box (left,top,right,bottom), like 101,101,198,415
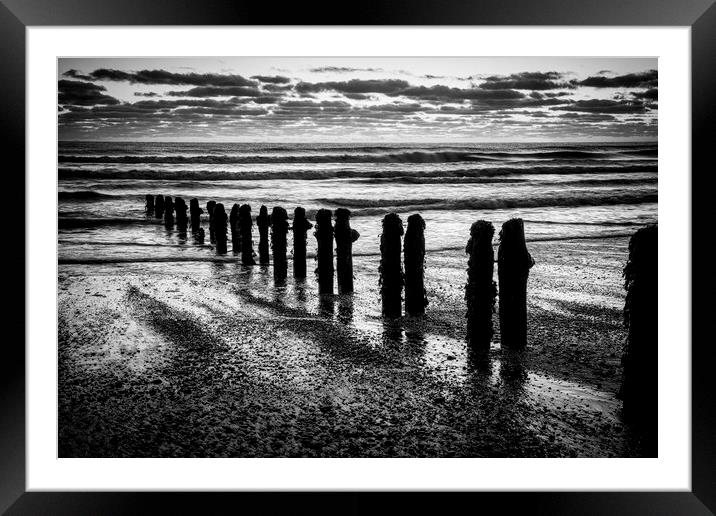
58,236,646,458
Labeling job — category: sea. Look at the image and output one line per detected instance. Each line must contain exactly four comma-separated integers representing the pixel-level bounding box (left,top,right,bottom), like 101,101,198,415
57,141,657,266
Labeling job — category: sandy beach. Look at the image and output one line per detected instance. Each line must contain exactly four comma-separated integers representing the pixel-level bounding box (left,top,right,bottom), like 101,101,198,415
58,235,644,457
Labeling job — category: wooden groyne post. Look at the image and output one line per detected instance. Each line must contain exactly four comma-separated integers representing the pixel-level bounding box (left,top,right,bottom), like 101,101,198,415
154,194,165,219
380,213,404,317
465,220,497,351
163,196,175,228
619,224,657,454
292,207,312,279
239,204,256,265
145,194,154,215
206,201,216,243
213,203,228,254
230,204,241,254
189,198,203,233
314,209,334,294
256,205,270,264
334,208,359,294
271,207,289,280
404,214,427,316
497,218,534,349
175,197,188,232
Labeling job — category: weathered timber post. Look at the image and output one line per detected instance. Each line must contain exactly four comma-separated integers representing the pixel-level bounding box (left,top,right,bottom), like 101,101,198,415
189,198,203,233
314,209,334,294
404,214,427,316
465,220,497,352
206,201,216,243
256,205,270,264
497,218,534,349
154,194,165,218
163,196,175,228
229,204,241,254
271,207,289,281
213,203,228,254
619,224,657,455
175,197,188,232
145,195,155,215
239,204,256,265
380,213,404,317
292,207,312,279
334,208,360,294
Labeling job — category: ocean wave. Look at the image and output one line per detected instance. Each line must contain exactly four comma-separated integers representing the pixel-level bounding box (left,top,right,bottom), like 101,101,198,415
58,217,154,229
58,190,121,200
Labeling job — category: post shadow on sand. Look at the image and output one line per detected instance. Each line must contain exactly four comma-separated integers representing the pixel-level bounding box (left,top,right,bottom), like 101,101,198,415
271,206,289,283
213,203,228,255
334,208,359,294
230,204,241,254
153,194,165,219
318,293,335,316
239,204,257,266
618,224,657,456
256,205,270,265
163,195,175,229
336,294,354,324
206,200,216,244
465,220,497,354
498,218,534,350
314,209,334,295
145,194,154,215
404,214,427,316
293,207,312,279
174,197,189,234
189,198,203,233
380,213,404,318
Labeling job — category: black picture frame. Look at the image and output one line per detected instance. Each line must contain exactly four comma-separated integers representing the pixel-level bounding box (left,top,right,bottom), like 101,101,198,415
2,1,713,514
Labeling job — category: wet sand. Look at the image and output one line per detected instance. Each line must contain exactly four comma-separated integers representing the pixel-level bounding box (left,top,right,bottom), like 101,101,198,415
58,236,645,457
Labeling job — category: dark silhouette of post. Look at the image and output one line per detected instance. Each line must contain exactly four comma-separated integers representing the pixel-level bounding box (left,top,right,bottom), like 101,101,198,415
229,204,241,254
213,203,228,254
239,204,256,265
256,205,270,265
334,208,359,294
380,213,404,317
206,201,216,243
189,198,203,233
618,224,657,455
465,220,497,352
154,195,165,219
497,218,534,349
163,196,175,228
175,197,188,232
404,214,427,316
271,207,289,280
292,207,312,279
145,195,154,215
314,209,334,294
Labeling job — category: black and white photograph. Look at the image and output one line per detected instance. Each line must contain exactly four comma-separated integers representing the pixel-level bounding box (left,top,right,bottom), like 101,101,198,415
57,56,658,459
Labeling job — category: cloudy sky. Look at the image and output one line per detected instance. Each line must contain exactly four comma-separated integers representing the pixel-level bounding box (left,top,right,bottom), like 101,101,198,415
58,57,657,142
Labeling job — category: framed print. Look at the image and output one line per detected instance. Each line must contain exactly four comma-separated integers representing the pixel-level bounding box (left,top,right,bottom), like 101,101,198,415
3,0,714,514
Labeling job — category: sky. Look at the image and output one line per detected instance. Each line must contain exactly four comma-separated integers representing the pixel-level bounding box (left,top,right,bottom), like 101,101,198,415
58,57,657,142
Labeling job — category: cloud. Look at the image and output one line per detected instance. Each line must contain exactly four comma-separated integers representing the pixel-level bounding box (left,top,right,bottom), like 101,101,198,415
251,75,292,84
58,80,120,106
551,99,650,114
631,88,658,100
62,69,93,81
295,79,411,95
88,69,258,87
478,71,574,90
134,92,160,97
309,67,384,73
577,69,657,88
167,86,263,97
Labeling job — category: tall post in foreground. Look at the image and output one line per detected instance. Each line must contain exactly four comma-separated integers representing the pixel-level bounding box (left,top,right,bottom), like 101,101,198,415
256,205,270,265
293,207,312,279
619,224,657,455
145,195,154,215
497,218,534,349
189,198,203,233
314,209,334,294
213,203,228,254
380,213,404,317
404,214,427,316
154,194,165,219
239,204,256,265
163,196,175,228
465,220,497,352
206,201,216,244
174,197,189,232
271,207,289,280
229,204,241,254
334,208,360,294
